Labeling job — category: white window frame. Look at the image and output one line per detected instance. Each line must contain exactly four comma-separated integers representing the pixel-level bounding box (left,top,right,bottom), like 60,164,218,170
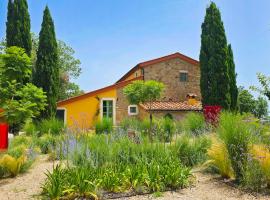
56,107,67,125
100,98,116,125
128,105,139,116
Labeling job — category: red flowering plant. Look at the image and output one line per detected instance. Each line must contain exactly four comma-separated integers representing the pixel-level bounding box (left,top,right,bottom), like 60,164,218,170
203,105,222,126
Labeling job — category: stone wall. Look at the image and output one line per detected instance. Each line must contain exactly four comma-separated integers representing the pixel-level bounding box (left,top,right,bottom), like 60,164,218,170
115,57,201,124
116,87,140,124
143,57,201,101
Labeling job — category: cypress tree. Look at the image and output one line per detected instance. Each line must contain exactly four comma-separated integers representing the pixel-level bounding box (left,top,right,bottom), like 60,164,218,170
33,6,59,118
199,2,231,109
6,0,32,56
227,44,238,111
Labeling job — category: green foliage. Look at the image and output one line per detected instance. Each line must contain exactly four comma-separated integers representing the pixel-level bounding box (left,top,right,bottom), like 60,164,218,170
251,73,270,101
238,86,256,114
254,96,268,119
227,44,238,111
241,158,265,192
200,2,231,109
95,118,113,134
238,87,268,118
180,113,206,135
23,120,37,136
156,117,175,142
120,118,142,131
6,0,32,56
31,33,83,101
0,47,47,127
217,112,254,181
37,134,58,154
172,134,211,167
123,80,165,105
42,134,192,199
33,6,59,119
0,46,31,83
42,165,65,199
58,81,84,101
36,118,64,136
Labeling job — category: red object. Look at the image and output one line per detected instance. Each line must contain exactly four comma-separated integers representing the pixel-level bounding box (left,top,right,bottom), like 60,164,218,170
203,105,222,126
0,123,8,150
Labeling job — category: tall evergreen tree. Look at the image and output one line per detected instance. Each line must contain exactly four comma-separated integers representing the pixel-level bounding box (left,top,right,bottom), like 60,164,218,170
33,6,59,118
227,44,238,111
6,0,32,56
199,2,231,109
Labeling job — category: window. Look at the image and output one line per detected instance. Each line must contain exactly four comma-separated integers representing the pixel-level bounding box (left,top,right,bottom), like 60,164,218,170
128,105,138,115
180,71,188,82
102,100,113,118
56,108,66,124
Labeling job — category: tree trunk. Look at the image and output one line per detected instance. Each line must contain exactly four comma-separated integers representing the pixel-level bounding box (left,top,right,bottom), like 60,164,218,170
149,112,153,142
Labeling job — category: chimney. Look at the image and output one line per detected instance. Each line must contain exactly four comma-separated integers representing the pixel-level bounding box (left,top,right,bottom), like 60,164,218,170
186,93,198,105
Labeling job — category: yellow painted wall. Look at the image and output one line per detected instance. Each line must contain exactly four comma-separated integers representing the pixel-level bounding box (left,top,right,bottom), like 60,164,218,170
58,88,116,130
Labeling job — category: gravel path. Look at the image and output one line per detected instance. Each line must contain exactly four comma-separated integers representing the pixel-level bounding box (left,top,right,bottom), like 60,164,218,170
118,171,270,200
1,159,270,200
0,155,56,200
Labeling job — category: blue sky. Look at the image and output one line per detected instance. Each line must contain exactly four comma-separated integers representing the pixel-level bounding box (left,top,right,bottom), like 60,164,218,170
0,0,270,94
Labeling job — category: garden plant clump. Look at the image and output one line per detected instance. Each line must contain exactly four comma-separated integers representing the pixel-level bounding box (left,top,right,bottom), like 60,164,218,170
41,131,196,199
0,118,64,179
205,112,270,192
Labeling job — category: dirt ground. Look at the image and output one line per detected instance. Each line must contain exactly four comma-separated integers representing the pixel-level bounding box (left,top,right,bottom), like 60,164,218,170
0,155,56,200
119,171,270,200
1,158,270,200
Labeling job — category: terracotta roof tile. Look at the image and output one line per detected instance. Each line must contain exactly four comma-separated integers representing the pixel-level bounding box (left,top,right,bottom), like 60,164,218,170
140,101,202,111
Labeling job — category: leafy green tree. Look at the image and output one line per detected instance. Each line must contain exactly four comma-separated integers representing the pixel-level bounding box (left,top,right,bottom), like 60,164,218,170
123,80,165,139
254,96,268,119
227,44,238,111
33,6,59,119
0,47,46,132
0,46,31,84
238,86,268,118
31,33,82,101
200,2,231,109
251,73,270,101
238,87,256,114
6,0,32,56
58,80,84,100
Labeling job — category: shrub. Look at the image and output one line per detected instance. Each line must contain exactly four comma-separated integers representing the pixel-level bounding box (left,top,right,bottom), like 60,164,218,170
42,134,191,199
95,118,113,134
8,135,32,149
170,134,210,167
42,165,66,199
250,144,270,187
23,120,37,136
36,118,64,136
120,118,141,131
181,112,206,135
157,118,175,142
37,134,58,154
205,138,234,179
241,158,265,192
217,112,254,182
7,145,27,158
0,154,26,177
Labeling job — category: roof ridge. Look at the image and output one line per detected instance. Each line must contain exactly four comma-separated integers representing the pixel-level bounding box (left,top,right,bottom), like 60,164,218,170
116,52,199,83
58,76,142,106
